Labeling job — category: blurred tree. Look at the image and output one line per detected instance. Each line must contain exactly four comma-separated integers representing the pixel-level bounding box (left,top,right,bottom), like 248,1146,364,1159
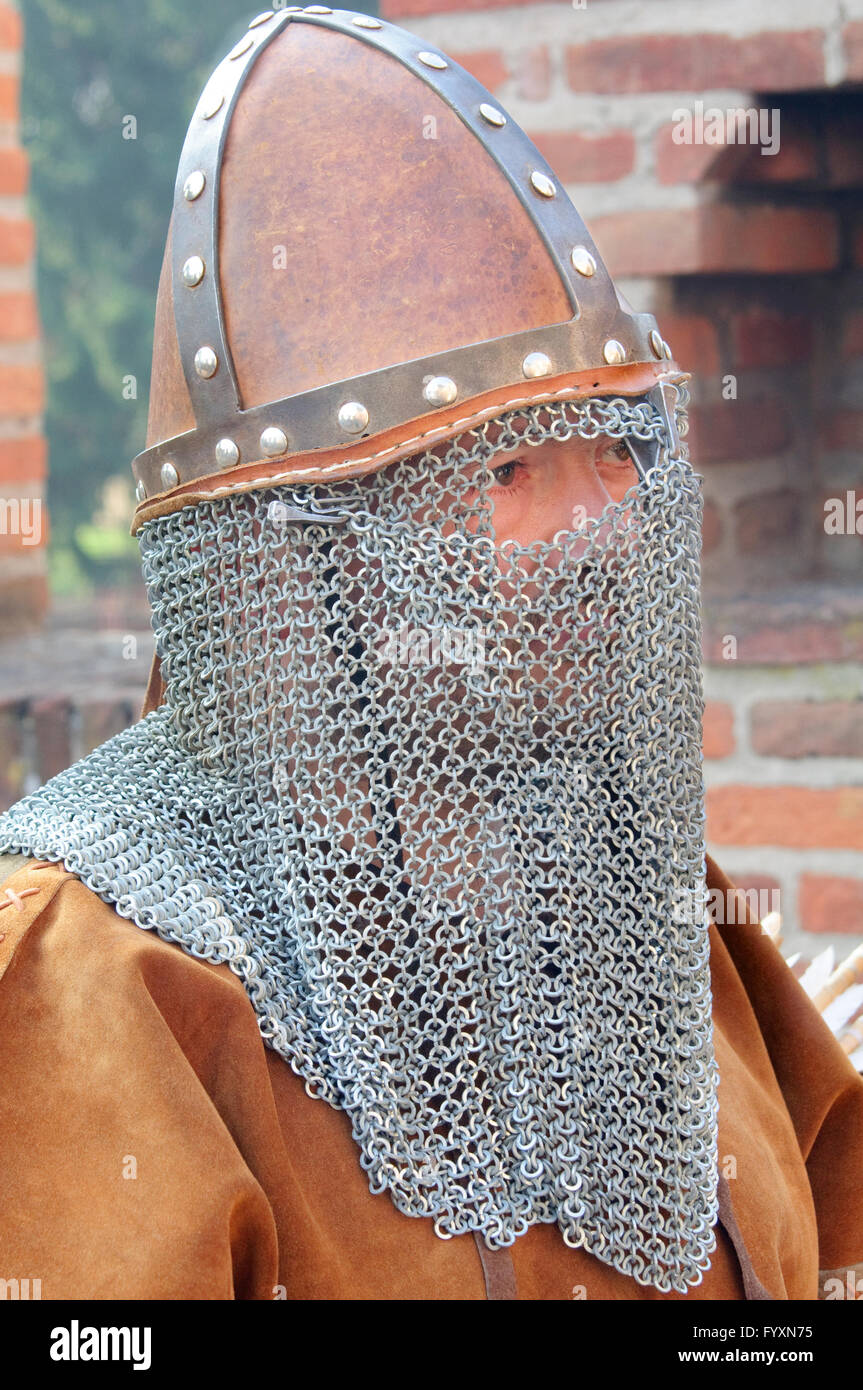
19,1,377,592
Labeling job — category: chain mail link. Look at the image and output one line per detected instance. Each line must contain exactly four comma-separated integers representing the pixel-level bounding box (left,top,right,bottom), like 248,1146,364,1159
0,390,718,1292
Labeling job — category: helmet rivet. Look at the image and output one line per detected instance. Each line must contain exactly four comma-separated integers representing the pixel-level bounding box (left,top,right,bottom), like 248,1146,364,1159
248,11,276,26
352,15,382,26
418,51,448,69
530,170,556,198
649,329,664,359
194,346,218,378
160,461,179,490
663,340,673,360
183,171,206,202
338,402,369,434
135,479,146,503
522,352,552,379
423,376,458,407
228,34,254,61
215,438,240,468
181,255,205,287
303,5,333,11
260,427,289,457
197,88,224,121
571,246,596,277
479,103,506,127
603,339,627,365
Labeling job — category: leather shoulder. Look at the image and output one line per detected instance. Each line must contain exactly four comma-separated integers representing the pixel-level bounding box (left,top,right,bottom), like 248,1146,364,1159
0,859,78,984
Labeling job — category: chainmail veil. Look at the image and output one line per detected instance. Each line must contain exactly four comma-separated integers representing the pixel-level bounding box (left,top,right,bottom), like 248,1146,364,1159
0,385,719,1292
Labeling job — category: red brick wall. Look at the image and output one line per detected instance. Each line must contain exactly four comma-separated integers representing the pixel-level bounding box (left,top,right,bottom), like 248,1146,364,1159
0,0,47,634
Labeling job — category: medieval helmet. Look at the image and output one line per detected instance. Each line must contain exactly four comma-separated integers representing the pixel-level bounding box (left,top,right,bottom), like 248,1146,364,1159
131,4,682,530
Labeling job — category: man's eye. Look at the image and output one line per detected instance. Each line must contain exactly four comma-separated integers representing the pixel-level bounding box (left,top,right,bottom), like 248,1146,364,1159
604,440,631,463
490,460,519,487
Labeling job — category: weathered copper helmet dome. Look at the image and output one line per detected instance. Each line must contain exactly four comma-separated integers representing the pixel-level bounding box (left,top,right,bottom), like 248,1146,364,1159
131,5,680,531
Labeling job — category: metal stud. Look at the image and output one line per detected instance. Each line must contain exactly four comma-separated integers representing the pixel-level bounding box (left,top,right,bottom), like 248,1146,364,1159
303,5,333,11
649,329,664,359
418,51,448,70
522,352,552,380
663,340,673,360
422,376,458,407
571,246,596,277
248,10,276,26
479,103,506,127
530,171,556,198
160,461,179,490
197,88,224,121
215,438,240,469
194,346,218,378
135,479,146,504
352,15,382,26
228,34,255,60
338,402,369,434
183,170,206,202
181,255,205,287
603,339,626,365
260,426,288,457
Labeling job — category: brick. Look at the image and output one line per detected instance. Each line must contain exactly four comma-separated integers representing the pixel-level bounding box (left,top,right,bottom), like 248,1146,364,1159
701,498,721,556
751,701,863,758
703,700,734,759
654,124,743,186
654,313,720,375
0,365,44,415
799,874,863,934
31,698,73,782
0,497,48,552
730,127,819,185
0,292,39,342
707,786,863,850
841,312,863,360
0,699,27,810
842,20,863,81
590,206,839,278
0,74,18,123
514,45,550,103
0,573,47,637
713,623,859,665
730,310,813,369
446,49,508,92
0,5,22,50
528,129,635,184
824,112,863,188
565,31,824,95
820,409,863,451
0,147,27,196
80,700,135,755
687,397,791,466
0,217,34,267
0,436,46,486
734,489,804,555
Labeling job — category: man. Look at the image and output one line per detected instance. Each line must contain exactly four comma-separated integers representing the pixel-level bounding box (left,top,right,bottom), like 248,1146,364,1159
0,7,860,1300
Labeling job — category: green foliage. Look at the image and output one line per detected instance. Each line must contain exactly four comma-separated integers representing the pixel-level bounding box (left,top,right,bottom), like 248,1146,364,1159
19,0,262,583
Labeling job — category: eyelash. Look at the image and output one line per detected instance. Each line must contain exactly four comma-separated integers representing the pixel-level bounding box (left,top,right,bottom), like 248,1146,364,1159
482,440,632,495
487,459,526,494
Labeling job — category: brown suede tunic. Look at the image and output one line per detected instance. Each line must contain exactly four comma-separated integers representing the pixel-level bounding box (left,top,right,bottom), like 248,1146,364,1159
0,851,860,1300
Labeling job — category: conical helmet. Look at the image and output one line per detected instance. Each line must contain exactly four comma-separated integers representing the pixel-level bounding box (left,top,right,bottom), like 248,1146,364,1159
131,5,681,529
